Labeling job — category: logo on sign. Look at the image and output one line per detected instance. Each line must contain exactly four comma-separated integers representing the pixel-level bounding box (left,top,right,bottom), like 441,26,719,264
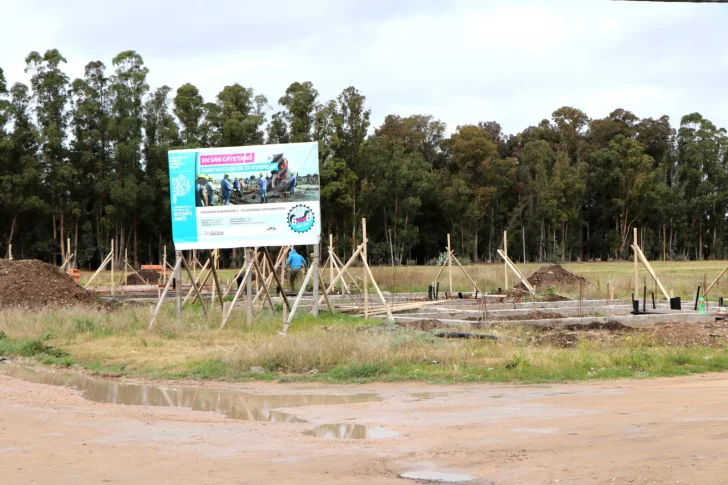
287,205,315,233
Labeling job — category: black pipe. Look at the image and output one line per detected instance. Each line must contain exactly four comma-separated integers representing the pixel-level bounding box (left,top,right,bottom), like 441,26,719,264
694,286,701,311
643,285,647,313
720,297,724,307
632,299,640,314
652,292,656,310
427,285,433,301
435,282,440,299
458,292,464,299
436,331,499,340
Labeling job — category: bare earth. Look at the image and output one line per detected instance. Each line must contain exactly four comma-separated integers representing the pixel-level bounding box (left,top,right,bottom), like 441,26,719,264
2,369,728,484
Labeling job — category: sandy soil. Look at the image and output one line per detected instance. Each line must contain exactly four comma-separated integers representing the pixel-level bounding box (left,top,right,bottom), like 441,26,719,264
2,367,728,484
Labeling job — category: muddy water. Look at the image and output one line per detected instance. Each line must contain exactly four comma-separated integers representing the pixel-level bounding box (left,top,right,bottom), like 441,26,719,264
1,365,379,422
304,423,399,440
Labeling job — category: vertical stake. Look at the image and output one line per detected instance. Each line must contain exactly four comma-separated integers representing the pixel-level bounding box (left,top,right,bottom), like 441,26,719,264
504,230,508,289
246,249,253,324
111,239,115,296
633,227,638,298
313,239,320,317
329,234,334,289
447,233,453,295
175,250,182,323
363,218,369,319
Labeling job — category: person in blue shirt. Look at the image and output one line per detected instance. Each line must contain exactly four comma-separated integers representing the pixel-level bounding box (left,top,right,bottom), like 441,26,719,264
286,248,308,291
205,176,215,206
258,172,268,203
232,177,240,196
195,180,205,207
221,174,232,205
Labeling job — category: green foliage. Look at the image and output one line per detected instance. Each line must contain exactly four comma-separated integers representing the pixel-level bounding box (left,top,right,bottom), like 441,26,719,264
1,50,728,265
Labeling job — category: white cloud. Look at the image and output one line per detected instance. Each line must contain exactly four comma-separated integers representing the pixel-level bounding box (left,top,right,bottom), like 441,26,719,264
1,0,727,135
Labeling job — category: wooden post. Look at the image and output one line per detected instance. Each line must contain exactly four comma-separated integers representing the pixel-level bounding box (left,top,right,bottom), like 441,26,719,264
221,256,255,328
317,244,364,305
631,244,670,301
246,249,253,324
633,227,638,297
705,264,728,297
175,250,182,323
181,256,207,316
362,258,395,323
313,240,320,317
362,218,369,319
504,230,508,289
148,256,183,329
283,262,316,333
447,233,453,294
497,249,534,294
329,234,334,288
111,239,115,296
123,248,128,287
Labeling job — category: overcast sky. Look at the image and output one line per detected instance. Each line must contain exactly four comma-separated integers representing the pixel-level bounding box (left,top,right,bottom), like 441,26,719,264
1,0,727,135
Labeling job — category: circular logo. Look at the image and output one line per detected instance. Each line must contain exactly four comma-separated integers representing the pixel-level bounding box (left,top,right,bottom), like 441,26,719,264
287,205,315,233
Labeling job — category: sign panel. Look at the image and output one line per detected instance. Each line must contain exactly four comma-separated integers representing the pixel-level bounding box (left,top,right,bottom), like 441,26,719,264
168,142,320,250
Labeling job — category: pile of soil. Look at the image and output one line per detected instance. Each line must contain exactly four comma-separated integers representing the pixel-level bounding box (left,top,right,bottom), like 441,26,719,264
0,259,100,308
564,321,634,332
126,269,161,285
518,264,587,290
495,310,565,321
506,288,531,299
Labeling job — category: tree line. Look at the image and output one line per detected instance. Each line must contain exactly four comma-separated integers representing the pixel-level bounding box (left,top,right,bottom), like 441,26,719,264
1,49,727,269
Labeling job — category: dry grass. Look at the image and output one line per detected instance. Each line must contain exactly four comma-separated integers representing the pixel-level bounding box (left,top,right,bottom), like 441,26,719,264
2,304,728,383
79,260,728,302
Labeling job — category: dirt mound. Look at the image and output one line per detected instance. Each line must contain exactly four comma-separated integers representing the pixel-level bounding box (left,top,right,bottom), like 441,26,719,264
495,310,565,321
541,294,571,302
519,264,587,290
506,288,531,299
565,321,634,332
126,269,161,285
0,259,100,308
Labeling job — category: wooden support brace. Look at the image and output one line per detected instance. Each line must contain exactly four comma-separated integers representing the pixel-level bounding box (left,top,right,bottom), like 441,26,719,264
631,244,670,301
497,249,534,294
84,251,113,288
182,256,207,316
221,258,256,328
148,257,183,329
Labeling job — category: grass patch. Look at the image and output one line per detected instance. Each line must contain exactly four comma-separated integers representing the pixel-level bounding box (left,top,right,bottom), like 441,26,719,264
1,305,728,384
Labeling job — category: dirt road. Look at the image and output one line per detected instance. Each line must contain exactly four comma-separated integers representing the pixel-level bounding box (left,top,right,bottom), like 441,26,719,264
1,366,727,484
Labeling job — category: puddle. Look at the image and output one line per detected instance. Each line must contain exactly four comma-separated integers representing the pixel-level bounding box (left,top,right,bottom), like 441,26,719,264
399,471,473,483
409,392,443,401
304,423,399,440
1,365,379,422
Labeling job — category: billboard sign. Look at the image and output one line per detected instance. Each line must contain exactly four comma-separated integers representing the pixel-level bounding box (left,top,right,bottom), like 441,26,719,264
168,142,320,250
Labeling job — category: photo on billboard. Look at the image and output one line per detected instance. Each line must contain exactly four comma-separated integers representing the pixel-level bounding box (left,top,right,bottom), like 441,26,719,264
168,142,320,250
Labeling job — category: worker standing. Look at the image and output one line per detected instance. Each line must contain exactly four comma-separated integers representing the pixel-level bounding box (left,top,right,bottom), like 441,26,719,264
221,174,232,205
286,248,308,291
258,173,268,204
206,176,216,206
